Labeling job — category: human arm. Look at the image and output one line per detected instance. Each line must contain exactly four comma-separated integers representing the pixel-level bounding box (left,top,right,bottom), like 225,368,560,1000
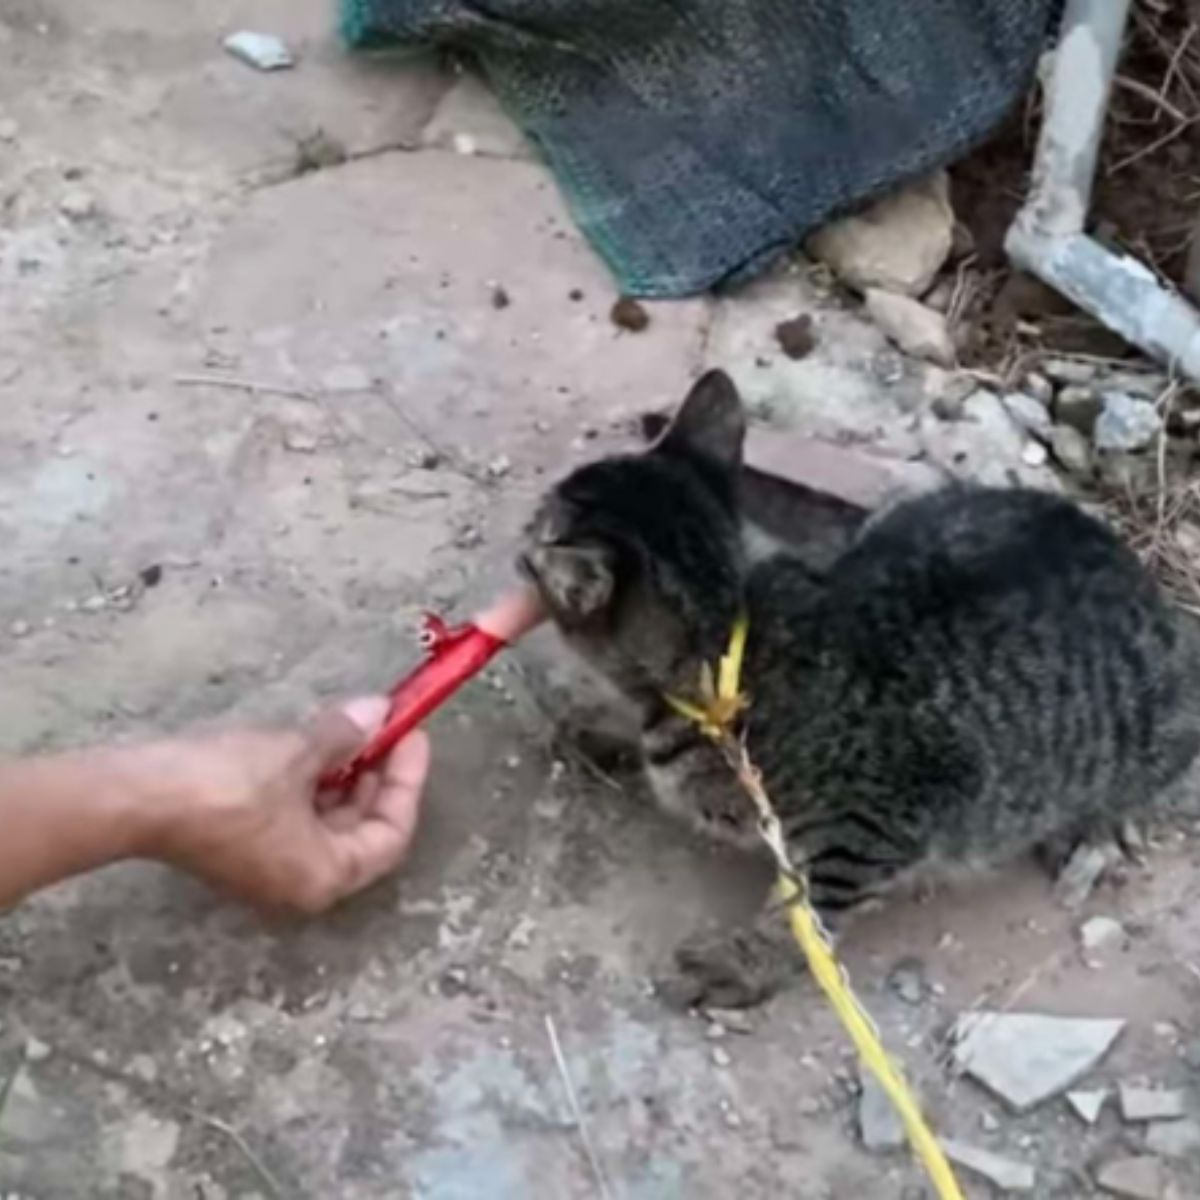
0,697,429,912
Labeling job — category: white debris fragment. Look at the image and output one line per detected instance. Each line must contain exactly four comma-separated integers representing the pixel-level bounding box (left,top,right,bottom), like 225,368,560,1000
1119,1085,1187,1123
223,31,294,71
865,289,955,368
1080,916,1127,955
1067,1089,1107,1125
24,1037,51,1063
942,1138,1036,1193
953,1011,1124,1112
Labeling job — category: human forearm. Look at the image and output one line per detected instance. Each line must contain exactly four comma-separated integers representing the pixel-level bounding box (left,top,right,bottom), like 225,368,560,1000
0,700,429,912
0,745,162,908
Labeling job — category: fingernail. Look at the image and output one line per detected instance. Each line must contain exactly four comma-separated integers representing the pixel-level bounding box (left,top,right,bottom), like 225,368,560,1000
340,695,390,735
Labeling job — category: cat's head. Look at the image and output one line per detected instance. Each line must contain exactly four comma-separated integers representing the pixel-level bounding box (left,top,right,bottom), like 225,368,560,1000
520,370,747,703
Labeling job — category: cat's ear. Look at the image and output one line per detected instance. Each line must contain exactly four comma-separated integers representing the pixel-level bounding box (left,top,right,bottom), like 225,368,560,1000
659,370,746,470
523,542,616,625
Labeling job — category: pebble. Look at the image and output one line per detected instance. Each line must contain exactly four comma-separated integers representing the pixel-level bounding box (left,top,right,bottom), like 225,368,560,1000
282,429,319,454
1080,916,1126,955
1119,1085,1187,1123
1054,384,1103,435
1096,1155,1171,1199
9,619,30,638
1145,1117,1200,1159
865,289,955,368
1050,424,1093,476
1003,392,1052,440
1067,1089,1107,1125
486,455,512,479
1095,391,1160,453
223,31,294,71
953,1011,1124,1112
886,957,927,1005
1042,357,1098,386
1022,371,1054,405
704,1007,755,1035
942,1138,1036,1193
408,446,442,470
80,594,108,613
59,189,96,221
711,1046,732,1069
24,1037,51,1063
1021,440,1048,467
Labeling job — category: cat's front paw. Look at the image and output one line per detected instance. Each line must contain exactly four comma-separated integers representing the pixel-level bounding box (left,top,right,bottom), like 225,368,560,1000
655,926,794,1011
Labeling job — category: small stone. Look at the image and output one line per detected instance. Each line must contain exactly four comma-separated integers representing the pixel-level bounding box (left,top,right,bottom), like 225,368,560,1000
1094,392,1160,453
282,428,319,454
59,189,96,221
1042,357,1099,386
942,1139,1036,1193
610,297,649,332
807,172,954,296
486,455,512,479
1054,384,1103,435
1023,372,1054,405
223,31,294,71
711,1046,732,1069
1096,1155,1171,1199
1119,1085,1187,1122
9,619,30,638
980,1110,1000,1133
1067,1089,1107,1125
858,1067,906,1152
80,594,108,613
0,118,17,142
774,314,817,360
408,446,442,470
139,564,163,589
705,1022,726,1041
723,1108,742,1129
1080,916,1126,955
1146,1118,1200,1159
321,364,372,394
24,1037,51,1062
953,1011,1125,1112
704,1008,754,1035
491,285,510,310
1003,392,1052,440
1050,424,1094,476
865,290,955,367
887,957,927,1005
1021,440,1048,467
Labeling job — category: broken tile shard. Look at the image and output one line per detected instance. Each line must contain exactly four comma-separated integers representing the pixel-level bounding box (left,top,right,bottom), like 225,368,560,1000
1119,1086,1187,1123
1096,1155,1171,1199
942,1138,1036,1193
953,1011,1124,1112
1067,1089,1107,1125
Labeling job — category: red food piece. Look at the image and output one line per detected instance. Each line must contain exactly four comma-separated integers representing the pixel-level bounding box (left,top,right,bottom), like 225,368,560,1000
319,615,506,792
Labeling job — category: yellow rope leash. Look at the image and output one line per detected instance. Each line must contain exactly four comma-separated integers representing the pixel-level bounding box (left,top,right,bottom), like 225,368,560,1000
665,616,964,1200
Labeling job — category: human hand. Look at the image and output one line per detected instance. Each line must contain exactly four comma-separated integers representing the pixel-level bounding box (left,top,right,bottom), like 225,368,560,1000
139,698,429,913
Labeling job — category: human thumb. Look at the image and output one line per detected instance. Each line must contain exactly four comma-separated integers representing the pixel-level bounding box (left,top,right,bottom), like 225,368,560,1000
303,696,390,772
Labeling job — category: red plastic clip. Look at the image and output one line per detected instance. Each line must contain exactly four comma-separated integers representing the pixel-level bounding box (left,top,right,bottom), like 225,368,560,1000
319,612,507,793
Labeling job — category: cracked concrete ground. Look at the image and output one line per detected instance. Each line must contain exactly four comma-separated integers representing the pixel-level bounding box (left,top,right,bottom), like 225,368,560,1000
3,3,1200,1198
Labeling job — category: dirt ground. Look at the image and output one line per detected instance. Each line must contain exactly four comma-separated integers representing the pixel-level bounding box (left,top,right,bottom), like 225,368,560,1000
3,3,1200,1198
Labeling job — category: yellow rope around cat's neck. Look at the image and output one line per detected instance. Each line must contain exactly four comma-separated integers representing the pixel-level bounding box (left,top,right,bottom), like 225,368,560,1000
664,615,965,1200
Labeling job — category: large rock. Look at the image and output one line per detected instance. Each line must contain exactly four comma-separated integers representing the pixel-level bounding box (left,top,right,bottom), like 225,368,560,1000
807,172,954,296
953,1011,1125,1112
865,290,955,367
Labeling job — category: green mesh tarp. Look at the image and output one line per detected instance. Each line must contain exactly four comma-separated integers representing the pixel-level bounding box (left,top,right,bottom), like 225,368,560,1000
342,0,1056,297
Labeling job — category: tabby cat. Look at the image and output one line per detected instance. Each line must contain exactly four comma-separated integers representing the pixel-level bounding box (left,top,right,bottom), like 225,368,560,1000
521,370,1200,1007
